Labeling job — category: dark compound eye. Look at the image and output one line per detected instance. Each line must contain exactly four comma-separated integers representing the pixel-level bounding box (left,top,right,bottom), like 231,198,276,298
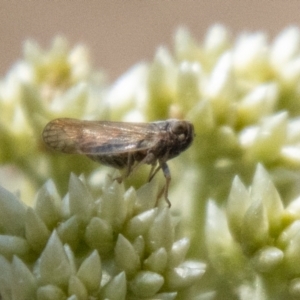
171,121,189,142
171,121,187,134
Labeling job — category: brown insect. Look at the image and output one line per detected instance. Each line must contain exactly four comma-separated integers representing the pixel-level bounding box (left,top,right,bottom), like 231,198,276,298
42,118,195,206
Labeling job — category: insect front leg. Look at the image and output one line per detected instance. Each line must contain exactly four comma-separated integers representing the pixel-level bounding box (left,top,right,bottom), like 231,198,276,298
156,161,171,207
124,151,156,177
148,163,161,182
125,153,134,177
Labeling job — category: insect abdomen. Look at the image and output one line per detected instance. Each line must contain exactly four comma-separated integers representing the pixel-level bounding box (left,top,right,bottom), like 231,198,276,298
87,154,128,169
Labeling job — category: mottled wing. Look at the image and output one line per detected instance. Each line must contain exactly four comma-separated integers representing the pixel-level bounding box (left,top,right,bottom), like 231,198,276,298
42,118,162,155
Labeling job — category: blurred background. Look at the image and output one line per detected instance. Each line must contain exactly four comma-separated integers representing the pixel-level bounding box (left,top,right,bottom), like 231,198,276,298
2,0,300,81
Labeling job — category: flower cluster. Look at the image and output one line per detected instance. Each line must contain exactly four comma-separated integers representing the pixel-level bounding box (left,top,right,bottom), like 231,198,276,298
105,26,300,215
0,37,106,199
2,25,300,298
102,25,300,298
0,173,205,299
206,164,300,299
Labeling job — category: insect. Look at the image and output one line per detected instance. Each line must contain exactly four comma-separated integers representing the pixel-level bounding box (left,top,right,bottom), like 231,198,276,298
42,118,195,206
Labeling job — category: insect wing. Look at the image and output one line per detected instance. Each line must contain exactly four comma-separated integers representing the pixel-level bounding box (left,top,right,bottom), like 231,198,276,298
42,118,162,155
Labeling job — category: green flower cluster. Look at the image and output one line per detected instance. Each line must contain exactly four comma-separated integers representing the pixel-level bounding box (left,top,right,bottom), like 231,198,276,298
2,24,300,299
0,173,204,299
104,26,300,216
206,164,300,298
0,37,106,198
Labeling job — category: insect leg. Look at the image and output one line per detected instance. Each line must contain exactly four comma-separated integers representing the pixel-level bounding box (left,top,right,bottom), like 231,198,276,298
124,151,156,178
114,153,134,183
125,153,134,177
148,164,161,182
157,161,171,207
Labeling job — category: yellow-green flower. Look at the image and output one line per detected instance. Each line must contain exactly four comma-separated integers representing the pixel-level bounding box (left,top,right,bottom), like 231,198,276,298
206,164,300,299
0,36,106,200
101,26,300,263
3,25,300,299
0,174,205,299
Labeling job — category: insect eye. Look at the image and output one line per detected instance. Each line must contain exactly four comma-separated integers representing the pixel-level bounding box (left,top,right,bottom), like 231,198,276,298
172,122,187,135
